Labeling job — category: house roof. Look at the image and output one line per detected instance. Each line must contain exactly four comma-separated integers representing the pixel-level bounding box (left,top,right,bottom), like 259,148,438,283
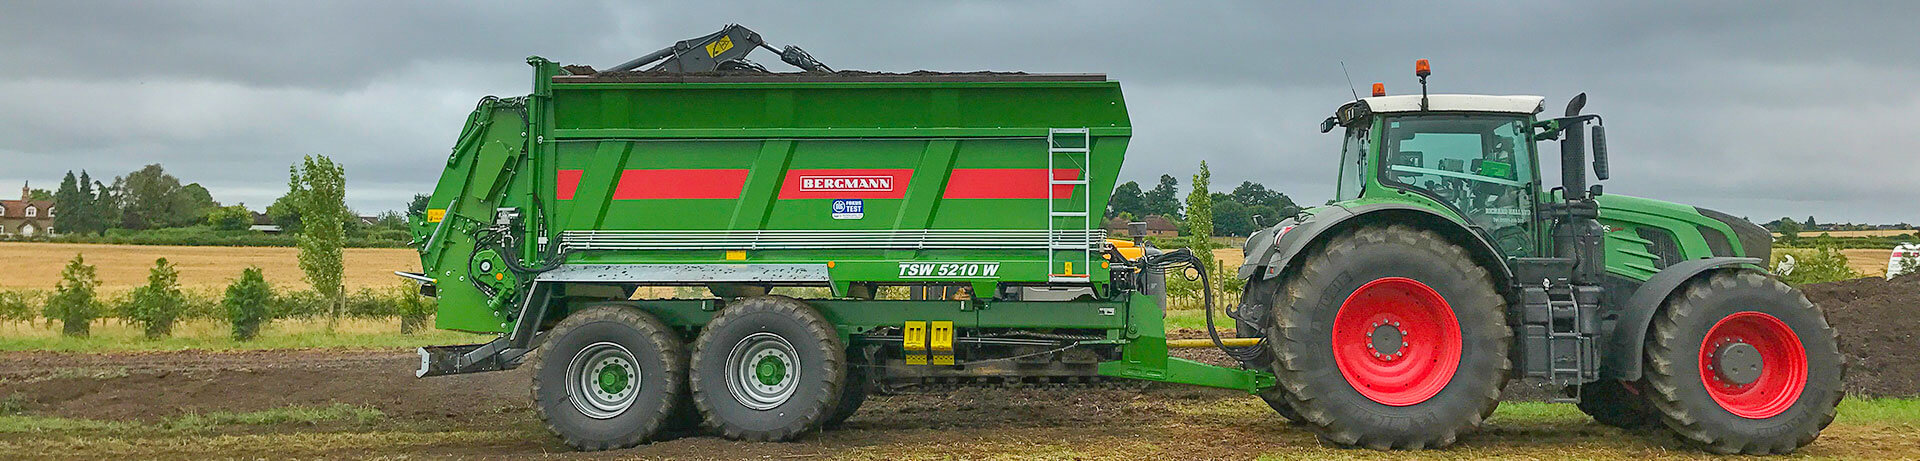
0,200,52,219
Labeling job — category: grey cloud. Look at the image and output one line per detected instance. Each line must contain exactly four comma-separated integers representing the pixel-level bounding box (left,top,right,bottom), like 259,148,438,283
0,1,1916,223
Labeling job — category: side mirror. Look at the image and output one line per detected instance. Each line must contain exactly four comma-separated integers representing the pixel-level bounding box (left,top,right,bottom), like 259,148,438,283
1320,117,1338,133
1591,125,1609,180
1564,93,1587,117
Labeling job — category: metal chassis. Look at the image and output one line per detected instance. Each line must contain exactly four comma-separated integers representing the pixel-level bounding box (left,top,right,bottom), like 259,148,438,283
418,280,1275,393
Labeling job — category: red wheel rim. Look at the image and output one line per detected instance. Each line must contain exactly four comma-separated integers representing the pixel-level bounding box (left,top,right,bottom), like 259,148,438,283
1698,311,1807,419
1330,277,1462,406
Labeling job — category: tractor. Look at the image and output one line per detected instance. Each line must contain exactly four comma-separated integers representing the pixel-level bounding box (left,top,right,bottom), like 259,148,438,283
404,23,1841,454
1231,60,1843,453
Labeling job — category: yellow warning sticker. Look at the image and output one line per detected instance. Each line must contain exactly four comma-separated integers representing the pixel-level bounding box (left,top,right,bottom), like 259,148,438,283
426,209,446,223
705,36,734,58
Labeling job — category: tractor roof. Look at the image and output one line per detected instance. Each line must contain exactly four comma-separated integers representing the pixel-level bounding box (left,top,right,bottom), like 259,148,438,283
1358,94,1544,114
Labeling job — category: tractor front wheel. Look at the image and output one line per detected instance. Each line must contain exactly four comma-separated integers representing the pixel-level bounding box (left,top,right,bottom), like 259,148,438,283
1642,271,1843,454
1265,224,1510,449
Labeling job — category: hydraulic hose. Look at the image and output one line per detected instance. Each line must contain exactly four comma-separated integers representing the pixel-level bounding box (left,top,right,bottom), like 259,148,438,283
1139,249,1267,363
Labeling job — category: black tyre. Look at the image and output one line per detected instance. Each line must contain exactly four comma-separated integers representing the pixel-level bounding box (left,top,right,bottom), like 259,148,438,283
1256,388,1304,422
824,360,871,428
1264,224,1510,449
1575,379,1659,429
690,295,846,441
531,304,685,450
1239,278,1300,423
1642,271,1843,454
660,380,703,434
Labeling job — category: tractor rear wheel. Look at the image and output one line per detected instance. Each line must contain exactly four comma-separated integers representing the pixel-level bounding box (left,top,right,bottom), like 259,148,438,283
690,295,846,441
1264,224,1510,449
1575,379,1659,429
531,304,685,450
1240,278,1300,423
1642,271,1843,454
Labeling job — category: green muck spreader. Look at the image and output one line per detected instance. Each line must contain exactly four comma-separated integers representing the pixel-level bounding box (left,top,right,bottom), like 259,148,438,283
409,26,1842,454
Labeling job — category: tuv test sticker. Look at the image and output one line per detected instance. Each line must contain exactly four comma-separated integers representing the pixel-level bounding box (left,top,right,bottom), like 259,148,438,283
898,262,1001,279
831,199,864,219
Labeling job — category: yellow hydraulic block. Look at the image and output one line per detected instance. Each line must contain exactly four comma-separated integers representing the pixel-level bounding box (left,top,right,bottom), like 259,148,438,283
903,321,928,365
930,321,955,365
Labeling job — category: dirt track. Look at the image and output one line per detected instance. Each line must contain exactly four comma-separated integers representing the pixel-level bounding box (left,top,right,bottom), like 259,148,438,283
1,349,1914,460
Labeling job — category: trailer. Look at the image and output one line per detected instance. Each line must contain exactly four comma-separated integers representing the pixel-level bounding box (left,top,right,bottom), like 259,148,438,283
409,27,1842,454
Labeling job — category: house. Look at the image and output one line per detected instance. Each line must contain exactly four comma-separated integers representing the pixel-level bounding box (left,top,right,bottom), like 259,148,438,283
0,182,55,236
249,211,282,234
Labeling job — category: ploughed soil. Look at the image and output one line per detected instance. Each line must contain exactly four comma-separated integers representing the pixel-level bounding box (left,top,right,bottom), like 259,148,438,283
1801,274,1920,397
0,276,1913,458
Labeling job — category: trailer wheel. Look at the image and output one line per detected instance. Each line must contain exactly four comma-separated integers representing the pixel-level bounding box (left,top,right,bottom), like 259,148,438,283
824,361,871,428
531,304,685,451
691,295,845,441
1266,224,1509,449
1575,379,1659,429
1642,271,1843,454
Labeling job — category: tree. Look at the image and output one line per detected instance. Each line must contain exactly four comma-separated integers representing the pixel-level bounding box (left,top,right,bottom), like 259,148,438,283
407,194,430,217
394,284,436,335
291,155,348,325
1107,181,1145,219
178,183,218,226
118,164,186,230
1211,196,1255,236
121,258,187,339
75,171,109,235
1184,162,1214,266
1144,174,1183,220
1803,216,1817,230
27,189,52,201
207,205,254,231
0,291,36,327
53,172,84,234
266,189,305,233
43,254,101,337
223,267,274,341
1775,217,1802,241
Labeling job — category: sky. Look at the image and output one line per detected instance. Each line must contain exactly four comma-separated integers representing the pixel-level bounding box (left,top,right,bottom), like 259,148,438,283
2,1,1916,224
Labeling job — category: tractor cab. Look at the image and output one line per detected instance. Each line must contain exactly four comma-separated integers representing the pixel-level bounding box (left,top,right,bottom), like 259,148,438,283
1326,93,1548,257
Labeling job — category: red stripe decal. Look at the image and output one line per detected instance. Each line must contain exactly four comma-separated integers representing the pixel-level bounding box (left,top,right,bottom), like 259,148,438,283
777,169,915,199
943,168,1081,199
612,169,749,199
555,169,583,200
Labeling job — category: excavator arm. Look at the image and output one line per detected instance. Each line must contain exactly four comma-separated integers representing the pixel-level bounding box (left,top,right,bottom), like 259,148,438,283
602,24,831,73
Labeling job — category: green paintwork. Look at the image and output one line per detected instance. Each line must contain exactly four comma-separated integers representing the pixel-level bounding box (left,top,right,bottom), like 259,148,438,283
1096,292,1276,391
413,57,1132,333
756,356,786,386
598,363,629,394
1323,110,1755,283
407,56,1286,394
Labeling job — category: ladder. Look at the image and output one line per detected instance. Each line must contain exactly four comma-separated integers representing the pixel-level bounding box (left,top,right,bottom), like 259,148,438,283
1047,128,1093,284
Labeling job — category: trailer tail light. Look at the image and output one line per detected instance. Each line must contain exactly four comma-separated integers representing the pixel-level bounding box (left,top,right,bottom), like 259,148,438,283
1371,83,1386,97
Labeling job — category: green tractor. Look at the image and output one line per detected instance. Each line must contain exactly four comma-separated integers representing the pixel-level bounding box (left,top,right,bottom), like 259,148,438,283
1232,61,1842,453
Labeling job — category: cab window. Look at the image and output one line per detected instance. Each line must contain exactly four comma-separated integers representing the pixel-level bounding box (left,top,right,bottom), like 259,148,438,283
1335,124,1368,201
1379,114,1536,255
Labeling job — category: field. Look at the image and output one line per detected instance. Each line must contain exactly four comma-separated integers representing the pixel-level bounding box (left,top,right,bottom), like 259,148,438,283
0,242,420,291
0,242,1915,458
0,349,1914,460
1776,229,1918,238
